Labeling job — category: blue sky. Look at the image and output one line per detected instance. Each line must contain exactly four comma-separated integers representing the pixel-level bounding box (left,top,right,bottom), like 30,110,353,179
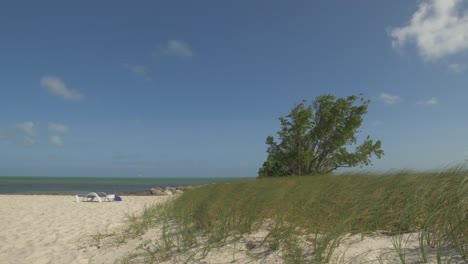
1,0,468,177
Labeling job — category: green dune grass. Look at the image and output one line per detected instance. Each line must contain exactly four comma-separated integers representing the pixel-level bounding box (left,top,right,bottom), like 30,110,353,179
127,168,468,263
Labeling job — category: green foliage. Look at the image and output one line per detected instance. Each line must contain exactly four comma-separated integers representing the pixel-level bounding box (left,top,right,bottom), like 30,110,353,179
259,94,384,177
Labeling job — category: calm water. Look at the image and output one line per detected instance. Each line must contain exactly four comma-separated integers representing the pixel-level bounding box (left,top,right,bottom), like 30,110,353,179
0,176,245,194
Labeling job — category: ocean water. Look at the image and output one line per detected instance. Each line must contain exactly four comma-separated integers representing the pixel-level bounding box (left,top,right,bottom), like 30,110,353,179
0,176,245,194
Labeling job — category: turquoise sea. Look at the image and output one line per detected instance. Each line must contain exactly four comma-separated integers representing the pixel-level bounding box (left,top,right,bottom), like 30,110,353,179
0,177,245,194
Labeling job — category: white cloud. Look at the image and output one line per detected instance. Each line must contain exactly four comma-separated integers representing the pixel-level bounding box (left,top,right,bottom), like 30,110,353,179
165,40,193,58
16,121,38,145
50,135,63,146
379,93,401,104
390,0,468,60
122,64,151,80
49,123,69,134
417,97,439,105
18,121,36,135
448,63,466,72
41,76,84,100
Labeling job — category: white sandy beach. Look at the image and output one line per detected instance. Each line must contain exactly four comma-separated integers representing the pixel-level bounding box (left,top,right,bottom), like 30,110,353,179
0,195,171,264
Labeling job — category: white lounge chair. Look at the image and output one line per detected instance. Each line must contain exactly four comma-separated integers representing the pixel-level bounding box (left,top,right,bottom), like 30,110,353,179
75,192,115,202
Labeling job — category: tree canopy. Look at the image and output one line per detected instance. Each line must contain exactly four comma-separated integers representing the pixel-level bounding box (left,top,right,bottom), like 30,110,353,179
258,94,383,177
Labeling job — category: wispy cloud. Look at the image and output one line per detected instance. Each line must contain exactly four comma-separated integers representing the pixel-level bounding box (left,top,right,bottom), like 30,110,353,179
49,123,69,134
50,135,63,146
417,97,439,105
448,63,466,73
40,76,84,100
390,0,468,61
165,40,193,58
379,93,401,105
122,64,152,80
17,121,38,145
18,121,36,135
1,121,72,146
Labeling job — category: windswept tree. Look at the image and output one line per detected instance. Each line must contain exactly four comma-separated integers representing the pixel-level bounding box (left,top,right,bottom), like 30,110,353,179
258,94,383,177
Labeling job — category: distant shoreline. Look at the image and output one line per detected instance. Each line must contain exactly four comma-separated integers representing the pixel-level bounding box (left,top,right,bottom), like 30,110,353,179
0,176,247,194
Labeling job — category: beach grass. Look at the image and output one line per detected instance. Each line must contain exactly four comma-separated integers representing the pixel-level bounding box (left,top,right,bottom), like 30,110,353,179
126,167,468,263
